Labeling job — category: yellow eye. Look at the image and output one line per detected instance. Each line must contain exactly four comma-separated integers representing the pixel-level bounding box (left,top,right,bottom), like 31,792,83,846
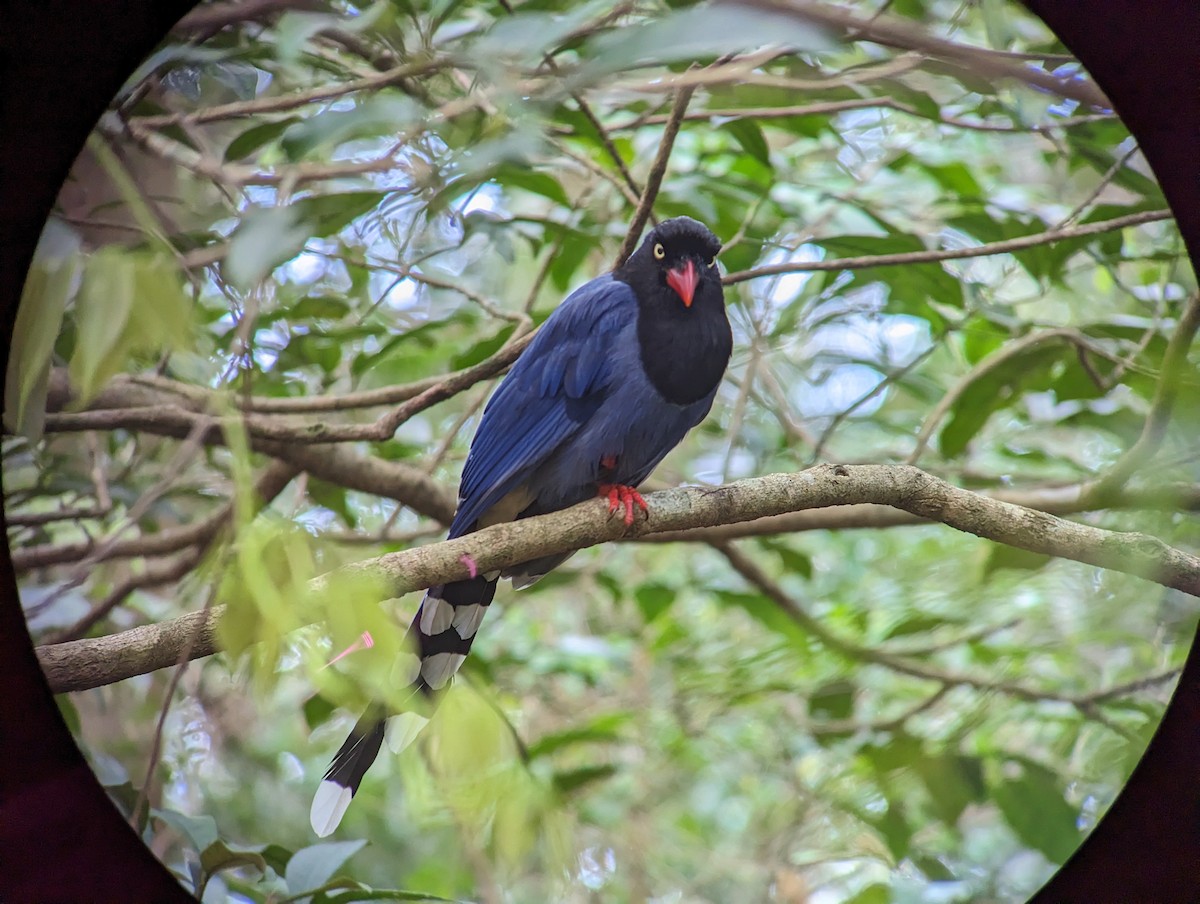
653,243,665,260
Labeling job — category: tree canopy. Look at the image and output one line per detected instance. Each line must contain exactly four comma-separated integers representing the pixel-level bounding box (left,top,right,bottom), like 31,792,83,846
7,0,1198,901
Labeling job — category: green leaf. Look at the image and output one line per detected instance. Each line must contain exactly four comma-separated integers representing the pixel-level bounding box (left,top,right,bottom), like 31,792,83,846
719,119,771,168
882,613,957,640
223,206,313,290
868,800,912,860
526,712,629,760
634,583,674,622
308,478,357,527
761,539,813,579
56,696,81,734
152,808,219,852
808,679,854,722
261,843,295,877
938,343,1068,458
552,764,619,795
908,159,983,199
304,694,337,730
491,166,571,207
914,755,984,825
66,247,136,401
290,296,352,321
990,758,1081,863
814,234,963,316
451,325,515,369
5,221,80,439
716,590,810,649
281,96,420,160
585,3,831,75
297,192,390,239
199,839,266,878
982,543,1052,577
66,248,191,403
224,117,300,161
224,193,386,289
286,840,368,897
844,884,891,904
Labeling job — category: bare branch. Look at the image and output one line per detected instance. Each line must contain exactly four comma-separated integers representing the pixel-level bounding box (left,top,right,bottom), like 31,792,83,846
727,0,1111,109
47,549,204,646
6,506,112,528
43,383,457,523
37,464,1200,694
15,461,298,574
131,57,453,128
715,540,1178,708
615,81,698,267
612,98,1116,135
641,480,1200,543
722,209,1174,285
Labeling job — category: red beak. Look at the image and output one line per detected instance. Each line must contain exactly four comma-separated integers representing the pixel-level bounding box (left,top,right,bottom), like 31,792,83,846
666,259,698,308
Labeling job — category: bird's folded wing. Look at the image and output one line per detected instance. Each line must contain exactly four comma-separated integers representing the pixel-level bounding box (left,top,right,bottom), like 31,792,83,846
449,277,636,536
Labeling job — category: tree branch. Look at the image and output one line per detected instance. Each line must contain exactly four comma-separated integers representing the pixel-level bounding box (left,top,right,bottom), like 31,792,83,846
714,539,1179,708
14,461,298,574
721,209,1173,285
130,56,453,128
42,374,458,522
37,464,1200,694
728,0,1112,109
640,480,1200,543
615,81,697,267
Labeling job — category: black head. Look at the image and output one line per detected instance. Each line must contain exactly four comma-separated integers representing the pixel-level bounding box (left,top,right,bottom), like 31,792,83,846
615,216,724,313
615,216,732,406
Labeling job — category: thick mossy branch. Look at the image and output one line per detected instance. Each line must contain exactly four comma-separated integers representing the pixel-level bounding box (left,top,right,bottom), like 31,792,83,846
37,464,1200,694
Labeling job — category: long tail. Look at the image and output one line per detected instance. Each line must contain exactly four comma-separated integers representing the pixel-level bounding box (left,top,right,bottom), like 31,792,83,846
309,572,498,836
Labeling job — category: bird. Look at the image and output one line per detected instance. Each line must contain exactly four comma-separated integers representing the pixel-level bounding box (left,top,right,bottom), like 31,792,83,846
310,216,732,836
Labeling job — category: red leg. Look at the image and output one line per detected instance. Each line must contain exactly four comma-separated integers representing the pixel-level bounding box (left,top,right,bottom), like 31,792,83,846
597,483,649,526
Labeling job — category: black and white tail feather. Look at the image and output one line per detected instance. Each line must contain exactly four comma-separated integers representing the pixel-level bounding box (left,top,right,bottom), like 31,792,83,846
309,572,501,836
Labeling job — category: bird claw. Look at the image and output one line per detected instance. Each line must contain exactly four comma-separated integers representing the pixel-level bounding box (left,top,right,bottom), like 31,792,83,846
598,483,648,527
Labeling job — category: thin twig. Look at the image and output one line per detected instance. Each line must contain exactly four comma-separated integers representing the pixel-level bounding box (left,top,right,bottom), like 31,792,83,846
1082,292,1200,504
728,0,1111,109
615,80,698,268
714,540,1177,707
1057,143,1142,227
722,209,1174,285
130,56,453,128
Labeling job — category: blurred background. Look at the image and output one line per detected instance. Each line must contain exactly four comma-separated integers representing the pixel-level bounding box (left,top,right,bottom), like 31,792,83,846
7,0,1197,900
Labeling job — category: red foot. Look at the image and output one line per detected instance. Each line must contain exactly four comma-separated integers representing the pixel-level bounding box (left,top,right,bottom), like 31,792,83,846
459,553,479,579
598,483,648,527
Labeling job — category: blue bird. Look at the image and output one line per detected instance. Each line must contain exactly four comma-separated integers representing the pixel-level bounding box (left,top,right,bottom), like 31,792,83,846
311,216,732,835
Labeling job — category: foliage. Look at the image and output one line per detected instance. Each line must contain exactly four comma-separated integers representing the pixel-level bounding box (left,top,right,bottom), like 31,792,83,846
7,0,1197,901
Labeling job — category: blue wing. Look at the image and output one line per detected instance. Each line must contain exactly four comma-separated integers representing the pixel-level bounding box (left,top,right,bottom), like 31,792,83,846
449,275,637,537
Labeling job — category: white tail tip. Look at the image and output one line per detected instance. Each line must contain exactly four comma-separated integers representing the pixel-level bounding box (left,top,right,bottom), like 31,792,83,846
385,712,430,754
310,780,353,837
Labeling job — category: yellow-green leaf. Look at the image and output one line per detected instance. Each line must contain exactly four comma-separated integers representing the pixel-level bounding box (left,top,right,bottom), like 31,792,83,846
5,222,80,439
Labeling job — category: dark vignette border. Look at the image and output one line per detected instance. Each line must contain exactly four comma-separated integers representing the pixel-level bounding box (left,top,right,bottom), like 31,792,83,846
0,2,1196,901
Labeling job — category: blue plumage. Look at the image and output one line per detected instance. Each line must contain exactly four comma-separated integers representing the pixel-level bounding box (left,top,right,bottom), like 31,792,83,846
451,275,718,538
312,217,731,836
